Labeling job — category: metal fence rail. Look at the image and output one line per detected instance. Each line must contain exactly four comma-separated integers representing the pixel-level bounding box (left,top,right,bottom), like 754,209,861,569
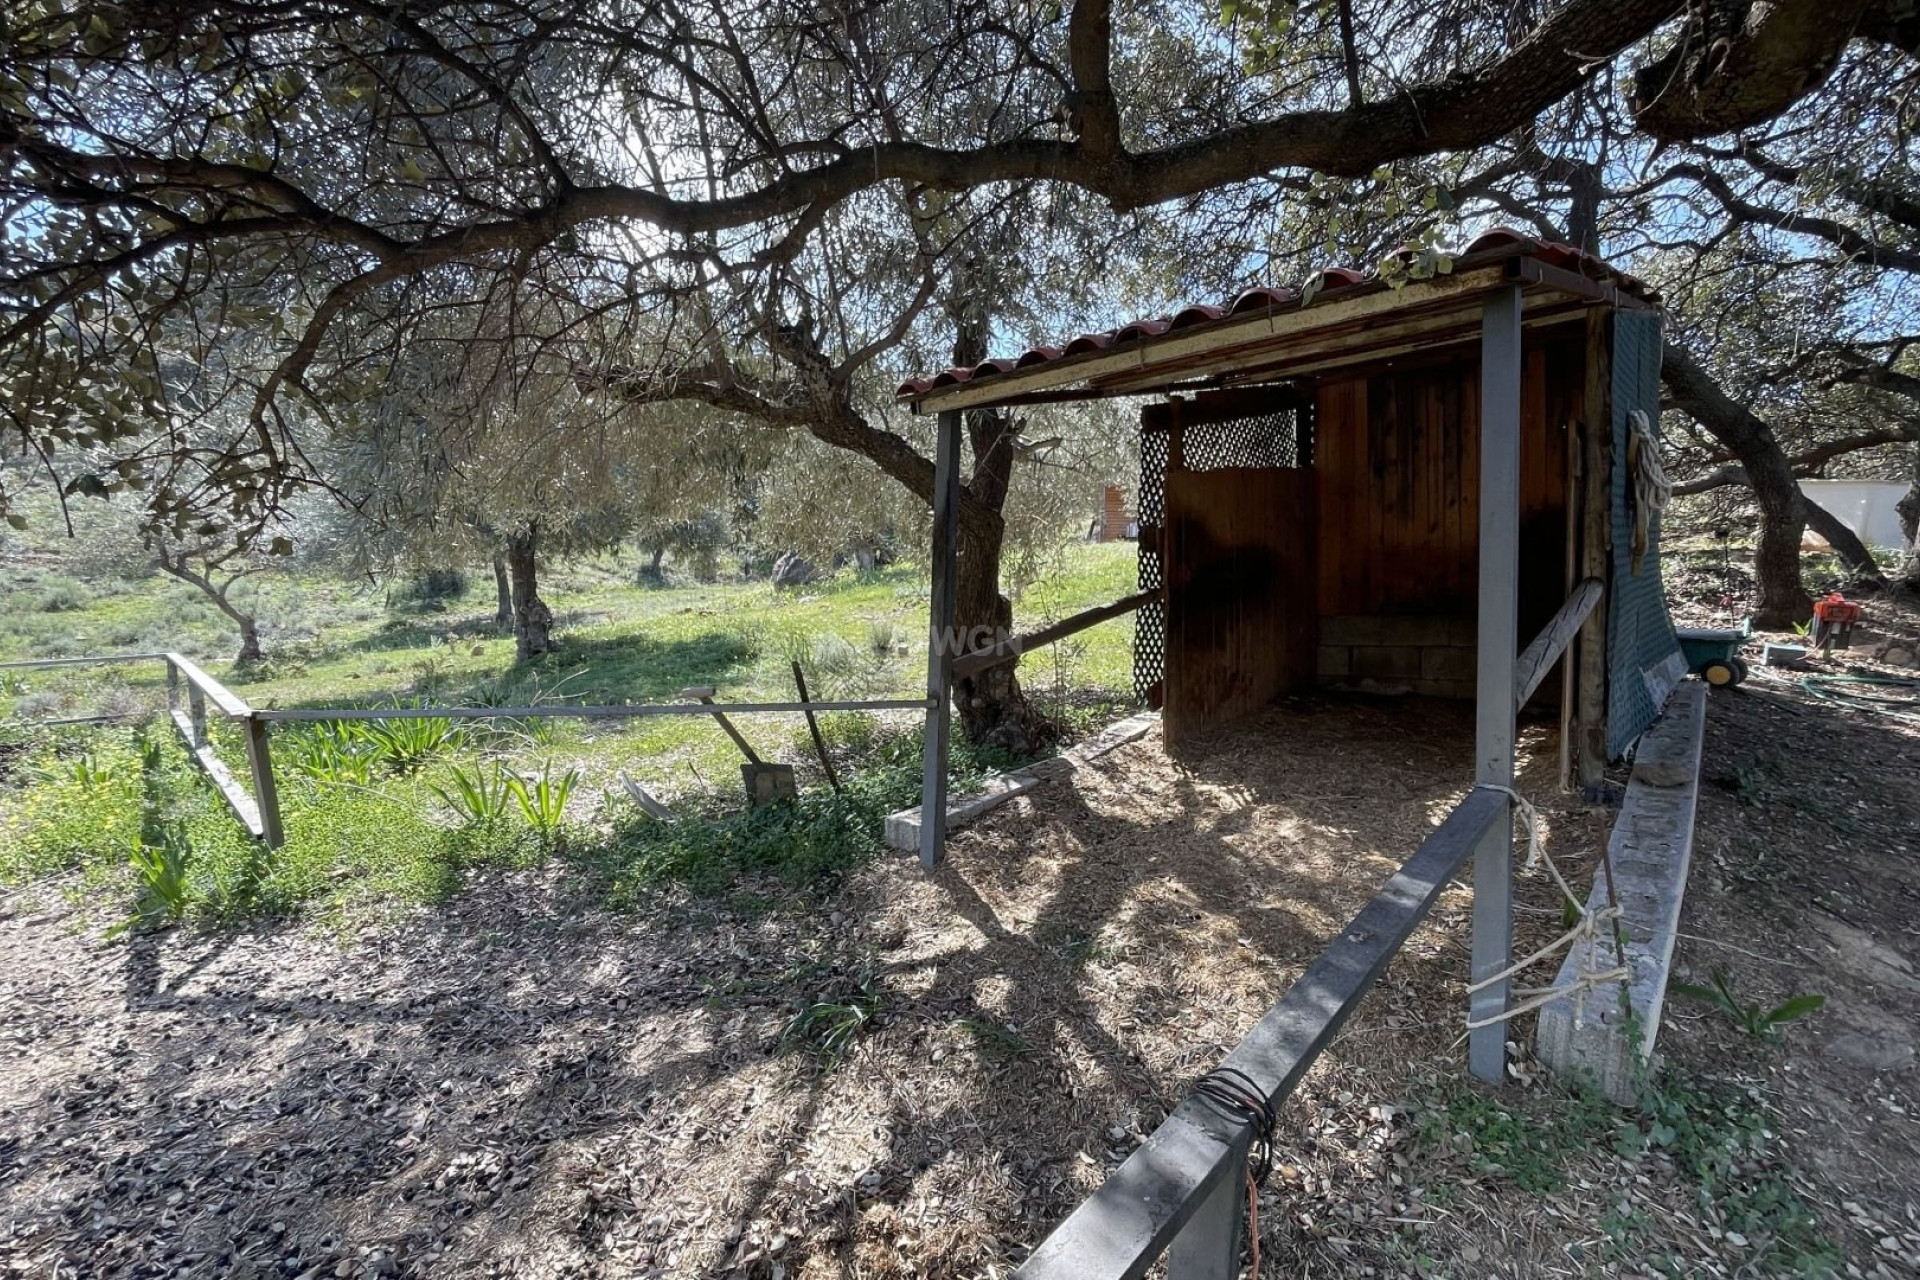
1015,785,1506,1280
7,650,936,849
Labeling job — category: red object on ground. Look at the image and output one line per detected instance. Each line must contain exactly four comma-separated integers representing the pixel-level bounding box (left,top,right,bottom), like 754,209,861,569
1814,593,1861,625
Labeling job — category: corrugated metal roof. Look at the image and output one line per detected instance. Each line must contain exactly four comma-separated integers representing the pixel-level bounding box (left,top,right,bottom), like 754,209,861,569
896,228,1656,402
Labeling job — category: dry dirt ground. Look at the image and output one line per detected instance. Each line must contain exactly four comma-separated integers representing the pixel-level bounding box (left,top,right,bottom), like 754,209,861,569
3,625,1919,1278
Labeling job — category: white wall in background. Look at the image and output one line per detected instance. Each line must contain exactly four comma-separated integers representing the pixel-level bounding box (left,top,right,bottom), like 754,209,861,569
1801,480,1915,551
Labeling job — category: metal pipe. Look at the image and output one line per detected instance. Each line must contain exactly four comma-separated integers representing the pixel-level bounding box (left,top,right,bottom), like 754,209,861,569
252,698,933,723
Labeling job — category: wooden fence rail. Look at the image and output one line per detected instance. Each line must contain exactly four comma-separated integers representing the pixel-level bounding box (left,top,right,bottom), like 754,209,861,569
1015,786,1507,1280
951,588,1161,679
162,652,282,845
0,653,170,670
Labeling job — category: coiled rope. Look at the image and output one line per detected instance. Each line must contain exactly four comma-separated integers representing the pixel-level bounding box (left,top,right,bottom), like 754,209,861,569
1627,409,1672,575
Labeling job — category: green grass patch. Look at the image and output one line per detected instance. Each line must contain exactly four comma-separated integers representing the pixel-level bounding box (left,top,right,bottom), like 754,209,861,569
0,541,1142,929
1411,1070,1838,1273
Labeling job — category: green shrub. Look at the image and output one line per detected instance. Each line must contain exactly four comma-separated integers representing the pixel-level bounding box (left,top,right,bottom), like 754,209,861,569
31,578,92,613
0,734,146,882
363,708,464,774
286,723,379,786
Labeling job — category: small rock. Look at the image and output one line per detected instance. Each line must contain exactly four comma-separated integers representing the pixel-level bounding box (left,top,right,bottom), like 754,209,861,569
1826,1032,1915,1073
1886,647,1917,667
771,552,822,589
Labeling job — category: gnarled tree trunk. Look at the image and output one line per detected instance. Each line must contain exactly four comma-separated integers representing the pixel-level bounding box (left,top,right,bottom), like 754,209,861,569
235,616,263,663
1662,346,1813,628
492,550,512,629
154,548,265,664
504,529,555,659
948,313,1056,755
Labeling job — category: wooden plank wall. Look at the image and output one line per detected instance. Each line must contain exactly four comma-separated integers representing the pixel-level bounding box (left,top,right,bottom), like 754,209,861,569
1163,467,1317,743
1315,334,1578,635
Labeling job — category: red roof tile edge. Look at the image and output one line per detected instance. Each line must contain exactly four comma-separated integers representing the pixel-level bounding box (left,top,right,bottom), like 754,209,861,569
896,229,1655,399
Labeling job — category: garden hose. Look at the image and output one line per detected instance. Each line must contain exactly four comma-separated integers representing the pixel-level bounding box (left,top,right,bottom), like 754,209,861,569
1800,673,1920,726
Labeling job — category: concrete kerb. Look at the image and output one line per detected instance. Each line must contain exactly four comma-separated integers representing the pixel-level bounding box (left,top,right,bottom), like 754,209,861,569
883,711,1161,853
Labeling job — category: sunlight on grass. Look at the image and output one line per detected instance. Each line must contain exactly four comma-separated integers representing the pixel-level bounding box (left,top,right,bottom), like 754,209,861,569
0,541,1146,927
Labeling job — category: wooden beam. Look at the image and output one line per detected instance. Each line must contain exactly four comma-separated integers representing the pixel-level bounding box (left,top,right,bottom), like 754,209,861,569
1575,309,1613,791
165,652,251,719
950,588,1160,678
170,709,265,840
241,714,284,848
1469,284,1523,1085
919,409,962,872
1514,578,1604,712
909,267,1510,413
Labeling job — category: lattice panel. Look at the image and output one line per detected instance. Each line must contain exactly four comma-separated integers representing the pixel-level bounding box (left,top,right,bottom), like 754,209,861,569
1132,395,1312,706
1182,409,1309,470
1134,423,1170,705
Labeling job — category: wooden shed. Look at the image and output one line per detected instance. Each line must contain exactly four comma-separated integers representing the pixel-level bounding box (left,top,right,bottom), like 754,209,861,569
899,228,1685,779
897,229,1689,1083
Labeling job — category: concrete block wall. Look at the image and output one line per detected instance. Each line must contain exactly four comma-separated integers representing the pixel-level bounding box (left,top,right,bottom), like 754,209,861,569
1317,614,1477,698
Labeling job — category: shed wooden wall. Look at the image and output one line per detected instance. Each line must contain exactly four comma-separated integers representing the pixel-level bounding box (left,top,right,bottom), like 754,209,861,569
1162,466,1317,743
1314,335,1580,638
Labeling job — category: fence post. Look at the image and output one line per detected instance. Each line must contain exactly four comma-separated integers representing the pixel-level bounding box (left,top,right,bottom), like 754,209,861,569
188,686,208,748
1164,1125,1252,1280
919,408,962,872
241,714,284,848
1469,284,1523,1083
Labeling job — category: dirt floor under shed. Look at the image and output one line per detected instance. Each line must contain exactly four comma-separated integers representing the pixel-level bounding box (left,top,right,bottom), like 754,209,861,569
4,668,1919,1277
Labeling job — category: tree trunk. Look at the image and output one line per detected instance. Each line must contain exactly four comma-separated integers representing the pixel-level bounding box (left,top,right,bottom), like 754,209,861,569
154,551,265,663
1661,346,1813,628
235,615,263,663
1900,440,1920,590
504,530,555,659
1802,496,1890,589
492,550,512,629
947,313,1056,755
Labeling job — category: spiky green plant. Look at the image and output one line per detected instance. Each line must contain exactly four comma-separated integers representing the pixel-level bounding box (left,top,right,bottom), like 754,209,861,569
429,760,515,825
288,723,378,786
64,752,125,789
364,705,465,775
781,969,884,1068
505,762,577,841
1673,969,1825,1041
113,833,191,934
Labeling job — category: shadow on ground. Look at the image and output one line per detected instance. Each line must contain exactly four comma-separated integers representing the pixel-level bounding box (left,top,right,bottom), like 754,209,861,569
5,684,1907,1277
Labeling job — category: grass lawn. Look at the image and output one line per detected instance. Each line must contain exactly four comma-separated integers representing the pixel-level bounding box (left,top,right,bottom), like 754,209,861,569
0,539,1144,929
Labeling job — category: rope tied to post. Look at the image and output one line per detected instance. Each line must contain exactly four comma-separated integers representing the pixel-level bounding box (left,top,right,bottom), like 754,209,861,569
1190,1066,1278,1275
1462,784,1631,1038
1626,408,1671,575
